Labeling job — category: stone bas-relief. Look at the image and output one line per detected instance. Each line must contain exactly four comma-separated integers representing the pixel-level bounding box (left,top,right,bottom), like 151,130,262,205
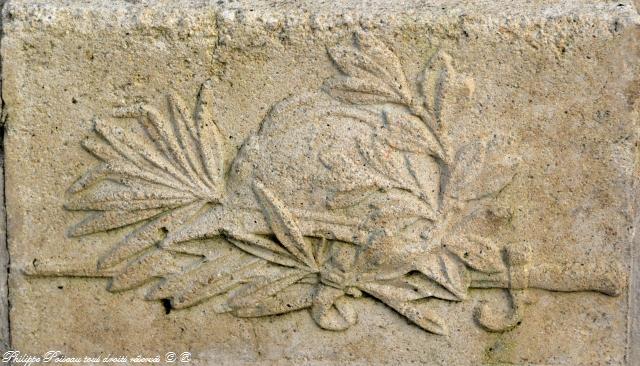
29,31,625,336
4,0,639,364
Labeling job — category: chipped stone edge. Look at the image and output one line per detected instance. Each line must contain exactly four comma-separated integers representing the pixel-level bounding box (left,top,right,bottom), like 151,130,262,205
0,0,7,353
630,4,640,360
629,2,640,360
632,152,640,361
632,220,639,365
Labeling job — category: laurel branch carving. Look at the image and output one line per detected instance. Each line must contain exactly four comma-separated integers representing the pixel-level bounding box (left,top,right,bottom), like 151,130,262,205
27,31,624,335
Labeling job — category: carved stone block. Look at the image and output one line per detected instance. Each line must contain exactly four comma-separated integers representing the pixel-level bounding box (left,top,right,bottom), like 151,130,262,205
2,0,639,364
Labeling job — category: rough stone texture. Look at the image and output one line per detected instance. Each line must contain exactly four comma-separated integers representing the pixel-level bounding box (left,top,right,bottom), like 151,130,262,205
0,136,7,354
2,0,640,365
0,142,8,354
0,0,9,354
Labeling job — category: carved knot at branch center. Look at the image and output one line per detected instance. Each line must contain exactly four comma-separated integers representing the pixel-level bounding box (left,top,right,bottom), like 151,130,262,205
318,269,363,298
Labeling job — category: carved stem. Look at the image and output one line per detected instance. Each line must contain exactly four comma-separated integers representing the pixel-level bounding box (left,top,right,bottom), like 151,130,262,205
408,101,449,164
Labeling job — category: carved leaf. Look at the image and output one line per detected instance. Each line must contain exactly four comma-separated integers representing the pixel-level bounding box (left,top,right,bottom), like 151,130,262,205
444,234,504,274
227,268,309,309
171,258,267,309
385,299,448,335
139,105,204,190
324,76,402,105
366,137,422,193
383,110,444,159
354,31,410,99
448,142,486,196
324,31,411,106
80,135,120,163
145,252,257,302
402,272,460,301
361,280,427,302
354,189,437,223
109,250,191,292
328,46,391,83
65,81,229,286
67,208,164,237
70,125,190,194
404,153,440,210
98,201,205,269
361,271,460,302
166,94,213,190
363,285,448,335
195,80,225,193
253,180,318,270
421,50,454,125
233,283,315,317
448,143,518,201
65,182,195,211
415,251,469,300
134,107,205,191
319,145,395,192
224,232,302,269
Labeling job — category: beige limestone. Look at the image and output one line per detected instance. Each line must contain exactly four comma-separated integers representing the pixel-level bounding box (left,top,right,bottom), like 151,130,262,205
2,0,640,365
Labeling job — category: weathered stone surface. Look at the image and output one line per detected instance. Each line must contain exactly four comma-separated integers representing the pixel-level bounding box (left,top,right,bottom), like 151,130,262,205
0,0,9,354
2,0,640,364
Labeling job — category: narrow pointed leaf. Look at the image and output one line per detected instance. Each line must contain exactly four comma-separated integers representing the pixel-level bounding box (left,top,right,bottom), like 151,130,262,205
404,153,440,211
421,50,454,124
81,136,121,163
65,184,194,211
67,164,110,194
109,250,186,292
98,201,204,269
107,159,189,193
145,253,251,301
139,105,199,185
328,46,389,84
354,31,411,102
324,76,402,105
225,232,302,268
385,298,448,335
448,142,485,197
123,130,200,193
252,180,317,270
234,283,315,317
93,119,148,169
360,281,424,302
384,109,444,158
415,251,468,300
195,80,225,191
171,258,266,309
227,268,309,309
93,119,186,191
167,94,211,191
68,208,164,237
